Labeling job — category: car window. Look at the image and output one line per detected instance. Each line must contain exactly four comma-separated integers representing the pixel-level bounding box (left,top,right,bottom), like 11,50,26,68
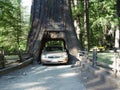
45,46,63,52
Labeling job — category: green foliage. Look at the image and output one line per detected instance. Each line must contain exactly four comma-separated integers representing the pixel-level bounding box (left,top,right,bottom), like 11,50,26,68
0,0,119,53
45,40,65,48
72,1,84,20
71,0,117,49
0,0,30,53
88,53,113,65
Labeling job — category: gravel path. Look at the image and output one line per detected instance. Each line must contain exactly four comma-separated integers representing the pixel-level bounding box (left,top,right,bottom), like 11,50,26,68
0,64,86,90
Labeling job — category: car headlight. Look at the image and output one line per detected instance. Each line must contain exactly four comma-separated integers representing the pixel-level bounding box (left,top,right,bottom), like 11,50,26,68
62,53,68,58
41,54,47,58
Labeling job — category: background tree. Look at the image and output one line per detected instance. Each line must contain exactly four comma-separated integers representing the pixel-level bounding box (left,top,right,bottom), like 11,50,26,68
84,0,89,50
71,0,117,50
0,0,30,54
115,0,120,49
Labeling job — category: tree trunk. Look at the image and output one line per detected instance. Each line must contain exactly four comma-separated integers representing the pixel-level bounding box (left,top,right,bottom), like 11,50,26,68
73,0,81,40
84,0,89,50
115,0,120,49
115,27,119,48
117,0,120,17
27,0,82,62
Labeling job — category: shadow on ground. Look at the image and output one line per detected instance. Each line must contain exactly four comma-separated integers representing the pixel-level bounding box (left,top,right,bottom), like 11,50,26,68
77,66,119,90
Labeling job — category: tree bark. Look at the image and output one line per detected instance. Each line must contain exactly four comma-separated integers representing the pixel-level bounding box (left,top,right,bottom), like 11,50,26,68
115,27,119,48
117,0,120,17
84,0,89,50
27,0,82,61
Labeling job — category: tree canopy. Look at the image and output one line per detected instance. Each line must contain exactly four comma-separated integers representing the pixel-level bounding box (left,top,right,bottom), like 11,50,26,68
71,0,118,50
0,0,119,53
0,0,30,53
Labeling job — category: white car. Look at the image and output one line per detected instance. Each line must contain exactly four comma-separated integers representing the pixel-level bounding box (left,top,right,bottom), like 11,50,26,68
41,46,68,64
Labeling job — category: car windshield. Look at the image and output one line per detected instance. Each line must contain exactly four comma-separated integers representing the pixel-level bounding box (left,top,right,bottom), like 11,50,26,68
44,46,63,52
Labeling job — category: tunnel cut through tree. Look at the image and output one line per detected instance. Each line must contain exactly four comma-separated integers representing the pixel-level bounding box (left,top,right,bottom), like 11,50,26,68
27,0,82,62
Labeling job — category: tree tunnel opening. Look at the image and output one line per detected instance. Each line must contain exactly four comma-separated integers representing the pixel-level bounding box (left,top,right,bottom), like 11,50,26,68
27,0,82,63
39,38,69,63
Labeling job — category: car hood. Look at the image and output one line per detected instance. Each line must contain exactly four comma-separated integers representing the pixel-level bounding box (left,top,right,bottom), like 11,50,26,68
42,51,67,56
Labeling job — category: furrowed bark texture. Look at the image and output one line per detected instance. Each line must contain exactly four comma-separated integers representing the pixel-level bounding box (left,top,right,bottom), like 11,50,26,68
27,0,82,61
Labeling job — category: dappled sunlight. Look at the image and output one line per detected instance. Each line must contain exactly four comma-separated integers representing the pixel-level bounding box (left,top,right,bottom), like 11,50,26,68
13,82,41,88
44,76,53,80
86,77,106,89
30,66,48,74
55,65,71,69
26,87,49,90
68,47,80,57
79,66,118,90
0,64,86,90
0,56,86,90
59,72,79,78
0,81,47,90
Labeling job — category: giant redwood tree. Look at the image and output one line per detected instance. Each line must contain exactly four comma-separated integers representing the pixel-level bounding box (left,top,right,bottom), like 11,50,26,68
27,0,82,62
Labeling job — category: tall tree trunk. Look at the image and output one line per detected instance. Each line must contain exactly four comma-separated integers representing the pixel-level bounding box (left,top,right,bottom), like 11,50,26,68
115,0,120,49
27,0,82,61
73,0,81,40
115,27,119,48
17,0,23,62
117,0,120,17
84,0,89,50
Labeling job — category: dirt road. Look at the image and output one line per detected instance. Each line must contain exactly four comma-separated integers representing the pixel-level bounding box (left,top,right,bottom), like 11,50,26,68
0,64,86,90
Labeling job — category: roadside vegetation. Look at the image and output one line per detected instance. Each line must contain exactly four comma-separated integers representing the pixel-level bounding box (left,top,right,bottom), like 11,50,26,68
88,52,114,66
